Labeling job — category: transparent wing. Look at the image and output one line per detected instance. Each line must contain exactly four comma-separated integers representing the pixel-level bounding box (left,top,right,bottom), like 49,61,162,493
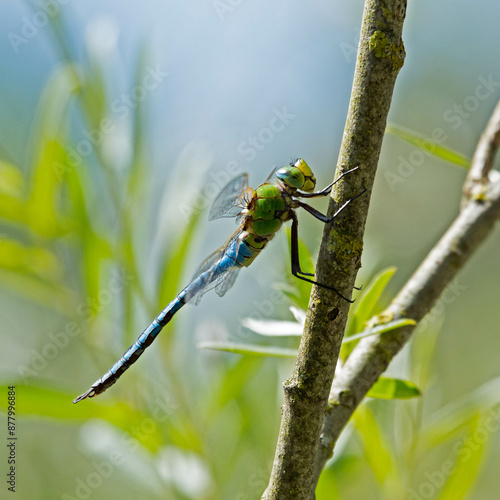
208,173,251,221
215,267,240,297
265,166,279,183
187,229,243,305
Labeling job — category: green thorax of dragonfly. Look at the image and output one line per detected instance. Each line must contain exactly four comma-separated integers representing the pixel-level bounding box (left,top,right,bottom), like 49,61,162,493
237,159,316,266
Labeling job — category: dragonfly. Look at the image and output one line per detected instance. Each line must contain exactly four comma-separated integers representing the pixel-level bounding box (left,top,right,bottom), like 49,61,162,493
73,159,363,403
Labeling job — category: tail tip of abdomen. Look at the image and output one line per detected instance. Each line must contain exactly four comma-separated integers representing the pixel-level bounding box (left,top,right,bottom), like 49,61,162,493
73,387,96,404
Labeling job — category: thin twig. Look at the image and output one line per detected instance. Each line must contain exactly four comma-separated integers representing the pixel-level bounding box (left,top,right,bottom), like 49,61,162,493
314,104,500,484
462,99,500,206
262,1,407,498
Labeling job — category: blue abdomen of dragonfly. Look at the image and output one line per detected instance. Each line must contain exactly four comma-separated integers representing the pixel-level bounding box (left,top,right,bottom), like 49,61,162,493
180,233,242,304
236,240,254,266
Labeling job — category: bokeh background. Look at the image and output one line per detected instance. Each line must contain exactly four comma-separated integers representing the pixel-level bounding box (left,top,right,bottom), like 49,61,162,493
1,1,500,499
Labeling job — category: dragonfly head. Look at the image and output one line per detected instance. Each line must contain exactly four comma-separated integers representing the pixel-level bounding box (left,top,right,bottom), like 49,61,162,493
276,158,316,193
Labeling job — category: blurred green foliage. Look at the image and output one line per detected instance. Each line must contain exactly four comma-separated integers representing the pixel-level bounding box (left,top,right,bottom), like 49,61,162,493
0,15,281,499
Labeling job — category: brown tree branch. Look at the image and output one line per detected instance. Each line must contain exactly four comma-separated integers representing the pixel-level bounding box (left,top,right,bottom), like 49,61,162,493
314,102,500,485
262,1,407,498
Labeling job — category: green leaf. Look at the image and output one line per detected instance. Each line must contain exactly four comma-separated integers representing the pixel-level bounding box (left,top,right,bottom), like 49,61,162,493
0,384,162,452
367,377,421,399
27,140,71,237
127,43,150,200
158,206,204,309
29,63,80,143
410,316,442,391
0,238,62,281
60,152,113,309
82,45,108,127
0,269,75,314
0,192,27,226
205,356,262,418
353,403,398,486
273,282,306,310
315,467,342,500
25,64,79,237
241,317,303,336
386,124,471,168
423,376,500,447
198,342,298,358
283,227,314,310
342,318,416,344
436,412,491,500
0,160,24,197
342,267,397,361
347,266,397,338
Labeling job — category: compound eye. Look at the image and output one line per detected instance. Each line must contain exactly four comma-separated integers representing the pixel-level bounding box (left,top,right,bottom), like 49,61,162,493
276,167,304,188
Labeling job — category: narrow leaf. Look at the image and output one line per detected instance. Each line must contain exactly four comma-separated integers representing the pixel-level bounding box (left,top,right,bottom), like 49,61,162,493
386,124,471,168
0,384,162,452
0,192,27,225
0,160,24,197
436,413,490,500
242,318,303,336
127,43,150,199
198,342,298,358
367,377,421,399
423,376,500,446
26,64,80,236
342,267,397,362
205,356,262,418
63,156,112,309
158,200,204,309
0,238,62,280
0,384,138,425
347,266,397,338
290,306,306,324
353,404,398,486
27,140,69,237
0,269,75,314
343,318,416,344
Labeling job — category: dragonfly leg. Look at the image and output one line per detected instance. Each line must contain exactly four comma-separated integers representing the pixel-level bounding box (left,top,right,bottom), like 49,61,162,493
294,187,367,300
289,213,314,277
290,214,354,303
297,166,359,198
297,187,366,223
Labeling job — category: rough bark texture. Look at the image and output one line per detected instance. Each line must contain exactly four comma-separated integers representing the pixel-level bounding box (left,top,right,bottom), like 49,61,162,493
314,100,500,484
262,1,407,498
